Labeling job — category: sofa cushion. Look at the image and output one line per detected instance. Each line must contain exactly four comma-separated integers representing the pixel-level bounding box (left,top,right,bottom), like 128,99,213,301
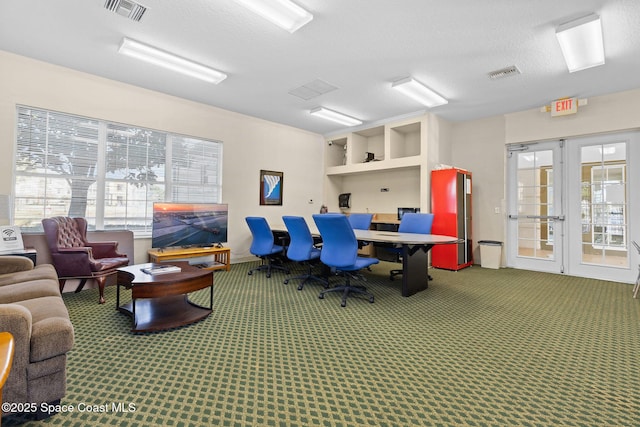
0,264,58,287
0,278,61,304
15,296,74,362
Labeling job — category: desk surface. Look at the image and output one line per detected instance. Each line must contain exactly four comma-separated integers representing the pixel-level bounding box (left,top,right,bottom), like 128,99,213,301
273,223,458,245
354,229,458,245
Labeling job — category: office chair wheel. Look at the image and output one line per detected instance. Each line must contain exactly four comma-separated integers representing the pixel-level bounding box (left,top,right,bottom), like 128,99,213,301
341,300,347,307
297,284,304,291
266,273,271,278
248,271,253,276
283,279,289,284
319,293,325,299
369,296,374,303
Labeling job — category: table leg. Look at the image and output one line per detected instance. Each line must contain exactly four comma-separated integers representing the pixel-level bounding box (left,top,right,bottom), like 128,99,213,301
401,244,431,297
209,282,213,309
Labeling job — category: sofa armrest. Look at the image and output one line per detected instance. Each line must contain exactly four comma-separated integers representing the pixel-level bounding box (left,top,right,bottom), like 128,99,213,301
0,304,32,347
0,304,32,398
0,256,34,276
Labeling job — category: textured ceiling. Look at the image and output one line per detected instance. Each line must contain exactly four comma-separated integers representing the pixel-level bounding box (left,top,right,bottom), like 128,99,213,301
1,0,640,135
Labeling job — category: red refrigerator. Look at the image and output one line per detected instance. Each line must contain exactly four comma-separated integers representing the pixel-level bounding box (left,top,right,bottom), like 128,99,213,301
431,168,473,270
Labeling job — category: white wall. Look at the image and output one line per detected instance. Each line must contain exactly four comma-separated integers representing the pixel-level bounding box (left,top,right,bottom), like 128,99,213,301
505,88,640,143
0,50,325,264
341,168,422,214
450,116,506,261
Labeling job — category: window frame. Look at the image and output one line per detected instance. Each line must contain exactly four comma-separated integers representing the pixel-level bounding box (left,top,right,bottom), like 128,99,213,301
13,105,223,236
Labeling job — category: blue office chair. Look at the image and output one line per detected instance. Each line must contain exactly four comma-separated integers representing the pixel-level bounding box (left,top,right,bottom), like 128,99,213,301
282,216,328,290
389,213,434,281
245,217,289,278
348,212,374,253
313,214,379,307
347,213,373,230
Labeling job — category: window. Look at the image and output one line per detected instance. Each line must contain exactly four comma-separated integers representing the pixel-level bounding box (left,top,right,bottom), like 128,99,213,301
14,106,222,234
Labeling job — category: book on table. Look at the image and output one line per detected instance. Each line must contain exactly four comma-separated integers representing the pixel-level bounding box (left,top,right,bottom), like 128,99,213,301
142,265,182,275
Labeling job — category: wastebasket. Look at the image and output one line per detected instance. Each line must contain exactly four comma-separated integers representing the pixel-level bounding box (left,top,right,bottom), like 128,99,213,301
478,240,502,269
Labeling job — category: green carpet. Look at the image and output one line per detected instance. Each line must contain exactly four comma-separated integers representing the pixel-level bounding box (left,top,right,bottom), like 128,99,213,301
5,262,640,426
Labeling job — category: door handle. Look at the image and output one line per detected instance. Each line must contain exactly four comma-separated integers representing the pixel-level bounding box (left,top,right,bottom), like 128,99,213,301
508,215,565,220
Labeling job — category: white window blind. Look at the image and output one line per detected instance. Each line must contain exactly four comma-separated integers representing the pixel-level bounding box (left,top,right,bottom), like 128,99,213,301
170,135,222,203
14,106,223,233
15,108,100,227
104,124,167,232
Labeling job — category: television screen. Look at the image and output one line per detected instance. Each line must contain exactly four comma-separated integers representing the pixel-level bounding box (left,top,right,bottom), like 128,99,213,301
152,203,228,249
397,207,420,220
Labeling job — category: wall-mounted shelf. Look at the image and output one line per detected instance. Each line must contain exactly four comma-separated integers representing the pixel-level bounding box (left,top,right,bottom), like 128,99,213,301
389,122,421,159
325,117,425,173
326,155,422,176
323,114,431,213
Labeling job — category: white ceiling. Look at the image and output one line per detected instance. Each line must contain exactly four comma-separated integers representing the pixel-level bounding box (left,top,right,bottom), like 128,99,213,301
1,0,640,136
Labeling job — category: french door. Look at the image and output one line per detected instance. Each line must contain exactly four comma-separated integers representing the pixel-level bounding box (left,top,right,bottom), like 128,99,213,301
507,131,639,283
507,141,565,273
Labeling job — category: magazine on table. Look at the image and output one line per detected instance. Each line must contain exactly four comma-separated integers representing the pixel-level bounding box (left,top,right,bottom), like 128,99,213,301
142,264,182,275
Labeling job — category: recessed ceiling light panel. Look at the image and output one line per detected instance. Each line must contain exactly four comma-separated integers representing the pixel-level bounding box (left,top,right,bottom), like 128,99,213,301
310,107,362,126
232,0,313,33
556,14,605,72
391,77,448,108
118,38,227,84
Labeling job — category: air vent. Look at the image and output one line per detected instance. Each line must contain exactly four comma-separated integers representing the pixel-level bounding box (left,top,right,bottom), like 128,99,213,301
488,65,521,80
289,79,338,100
104,0,147,22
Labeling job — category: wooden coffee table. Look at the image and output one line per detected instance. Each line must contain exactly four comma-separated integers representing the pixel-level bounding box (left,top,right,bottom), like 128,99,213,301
116,262,213,332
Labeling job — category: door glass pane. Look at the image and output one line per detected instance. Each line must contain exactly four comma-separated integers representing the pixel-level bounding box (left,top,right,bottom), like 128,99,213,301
516,150,554,260
580,142,628,267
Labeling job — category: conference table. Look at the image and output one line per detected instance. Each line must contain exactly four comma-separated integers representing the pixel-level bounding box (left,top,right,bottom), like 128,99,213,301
273,224,460,297
353,229,459,296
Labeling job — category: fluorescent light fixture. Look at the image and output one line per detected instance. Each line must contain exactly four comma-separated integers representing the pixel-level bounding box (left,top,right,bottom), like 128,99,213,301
391,77,448,108
310,107,362,126
556,14,605,72
118,38,227,84
232,0,313,33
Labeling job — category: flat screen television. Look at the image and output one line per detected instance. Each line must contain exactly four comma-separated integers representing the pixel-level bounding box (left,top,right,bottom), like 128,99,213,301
397,207,420,220
152,202,228,249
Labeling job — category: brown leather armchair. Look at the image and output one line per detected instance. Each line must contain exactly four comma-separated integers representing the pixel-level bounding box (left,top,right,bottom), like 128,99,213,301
42,217,129,304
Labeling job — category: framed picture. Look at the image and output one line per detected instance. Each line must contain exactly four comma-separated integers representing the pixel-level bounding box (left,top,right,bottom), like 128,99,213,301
260,170,283,206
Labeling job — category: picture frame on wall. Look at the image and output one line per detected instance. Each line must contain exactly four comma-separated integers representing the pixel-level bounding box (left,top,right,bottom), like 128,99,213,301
260,170,283,206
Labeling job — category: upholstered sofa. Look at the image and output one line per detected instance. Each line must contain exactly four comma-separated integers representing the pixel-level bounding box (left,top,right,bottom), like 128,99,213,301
0,255,74,419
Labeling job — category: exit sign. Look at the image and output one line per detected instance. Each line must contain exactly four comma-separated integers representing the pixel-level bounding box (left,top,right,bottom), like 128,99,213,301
551,97,578,116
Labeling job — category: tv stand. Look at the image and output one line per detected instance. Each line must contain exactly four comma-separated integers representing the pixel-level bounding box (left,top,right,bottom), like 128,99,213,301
148,246,231,272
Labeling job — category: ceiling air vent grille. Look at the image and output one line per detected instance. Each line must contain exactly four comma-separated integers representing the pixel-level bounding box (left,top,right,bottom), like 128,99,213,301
104,0,147,22
289,79,338,100
488,65,521,80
